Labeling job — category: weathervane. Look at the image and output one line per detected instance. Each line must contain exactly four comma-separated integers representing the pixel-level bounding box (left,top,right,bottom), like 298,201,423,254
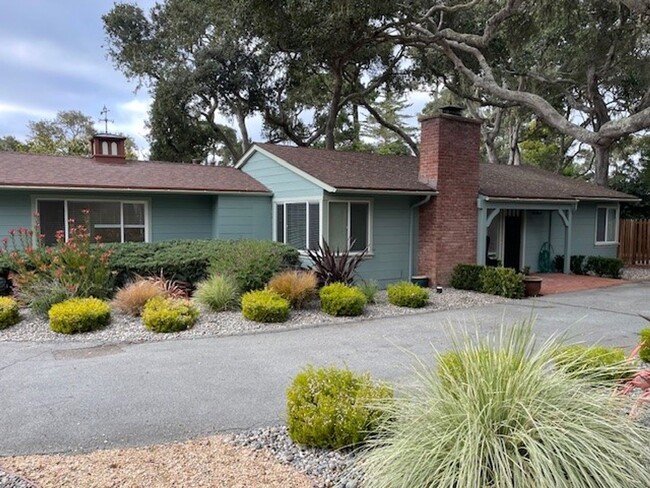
98,105,114,133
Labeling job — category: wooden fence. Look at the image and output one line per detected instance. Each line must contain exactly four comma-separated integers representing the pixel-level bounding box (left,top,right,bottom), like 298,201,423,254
619,219,650,266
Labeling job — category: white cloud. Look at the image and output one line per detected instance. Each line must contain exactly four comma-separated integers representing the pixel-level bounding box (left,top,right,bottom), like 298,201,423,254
0,101,55,119
114,97,152,159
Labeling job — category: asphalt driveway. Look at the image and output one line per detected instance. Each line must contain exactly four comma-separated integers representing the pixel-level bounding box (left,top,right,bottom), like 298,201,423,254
1,281,649,456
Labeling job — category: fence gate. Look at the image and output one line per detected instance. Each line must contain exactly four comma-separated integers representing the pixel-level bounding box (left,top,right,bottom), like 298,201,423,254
619,219,650,266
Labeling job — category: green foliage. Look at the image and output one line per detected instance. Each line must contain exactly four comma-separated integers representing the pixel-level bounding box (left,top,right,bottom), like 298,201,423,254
142,296,199,333
49,298,111,334
479,266,525,299
319,283,366,317
357,280,379,304
449,264,484,291
386,281,429,308
0,296,20,330
286,366,393,449
241,289,290,323
554,344,633,382
359,323,650,488
306,240,368,286
194,274,240,312
21,278,74,317
267,270,317,309
2,222,114,302
106,239,299,290
585,256,623,278
553,254,587,274
639,328,650,363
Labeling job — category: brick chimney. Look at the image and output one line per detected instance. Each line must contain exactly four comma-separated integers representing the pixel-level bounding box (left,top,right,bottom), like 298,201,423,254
417,106,482,285
90,134,127,162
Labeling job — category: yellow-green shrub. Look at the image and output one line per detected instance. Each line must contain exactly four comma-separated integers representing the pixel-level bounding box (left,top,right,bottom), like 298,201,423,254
49,297,111,334
268,270,317,308
319,283,366,317
241,289,289,323
387,281,429,308
554,344,633,382
0,296,20,329
639,328,650,363
287,366,393,449
142,296,199,333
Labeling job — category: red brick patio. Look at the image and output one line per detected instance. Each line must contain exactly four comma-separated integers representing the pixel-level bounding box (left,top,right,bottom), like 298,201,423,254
532,273,626,295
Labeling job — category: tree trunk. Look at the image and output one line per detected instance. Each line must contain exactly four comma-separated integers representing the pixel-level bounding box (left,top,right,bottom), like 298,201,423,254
235,109,251,155
507,119,521,165
325,68,343,150
593,144,610,186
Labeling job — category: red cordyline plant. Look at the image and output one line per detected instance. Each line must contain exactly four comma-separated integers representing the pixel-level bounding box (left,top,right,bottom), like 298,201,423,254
306,239,368,286
0,211,115,301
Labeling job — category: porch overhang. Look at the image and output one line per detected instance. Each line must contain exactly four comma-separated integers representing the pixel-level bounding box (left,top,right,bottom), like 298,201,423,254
477,195,578,273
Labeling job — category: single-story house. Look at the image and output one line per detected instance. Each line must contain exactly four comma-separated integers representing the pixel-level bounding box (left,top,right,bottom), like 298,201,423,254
0,110,636,285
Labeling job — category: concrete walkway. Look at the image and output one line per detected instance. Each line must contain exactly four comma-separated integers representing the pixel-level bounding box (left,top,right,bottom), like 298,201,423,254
1,281,650,456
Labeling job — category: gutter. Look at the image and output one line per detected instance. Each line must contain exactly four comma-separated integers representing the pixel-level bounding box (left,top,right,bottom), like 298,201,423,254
0,184,272,196
408,195,433,279
329,188,438,196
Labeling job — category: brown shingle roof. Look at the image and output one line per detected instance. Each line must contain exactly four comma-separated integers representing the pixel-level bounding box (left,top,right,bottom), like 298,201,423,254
255,144,635,201
0,152,270,194
256,143,434,193
479,164,637,201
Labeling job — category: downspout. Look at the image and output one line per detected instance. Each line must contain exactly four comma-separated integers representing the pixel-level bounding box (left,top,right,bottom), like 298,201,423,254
408,195,432,279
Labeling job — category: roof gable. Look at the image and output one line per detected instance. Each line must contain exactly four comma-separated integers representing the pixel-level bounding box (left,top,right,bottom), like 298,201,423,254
0,152,270,194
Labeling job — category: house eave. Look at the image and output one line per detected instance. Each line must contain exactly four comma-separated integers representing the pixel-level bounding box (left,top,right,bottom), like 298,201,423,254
574,196,640,202
481,195,578,204
329,188,438,196
0,184,272,196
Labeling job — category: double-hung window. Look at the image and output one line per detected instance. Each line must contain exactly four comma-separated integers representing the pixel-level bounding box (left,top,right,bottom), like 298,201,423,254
328,201,370,252
595,206,618,244
37,199,147,245
276,202,320,251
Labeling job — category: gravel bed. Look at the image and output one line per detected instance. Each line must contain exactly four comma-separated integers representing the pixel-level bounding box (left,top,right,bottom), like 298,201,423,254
0,289,509,344
622,266,650,281
227,426,362,488
0,468,36,488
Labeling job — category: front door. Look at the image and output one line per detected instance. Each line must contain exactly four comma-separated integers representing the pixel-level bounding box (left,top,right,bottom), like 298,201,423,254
503,214,522,270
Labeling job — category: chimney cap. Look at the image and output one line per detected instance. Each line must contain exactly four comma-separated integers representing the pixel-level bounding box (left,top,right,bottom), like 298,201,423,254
440,105,465,117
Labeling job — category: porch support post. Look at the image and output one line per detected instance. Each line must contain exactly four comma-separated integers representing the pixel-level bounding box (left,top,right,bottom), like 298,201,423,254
557,209,573,274
477,201,501,266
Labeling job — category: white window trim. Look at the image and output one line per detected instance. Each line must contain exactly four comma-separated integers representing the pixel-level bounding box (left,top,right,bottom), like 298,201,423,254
273,198,322,252
32,196,151,244
594,205,619,245
325,198,374,255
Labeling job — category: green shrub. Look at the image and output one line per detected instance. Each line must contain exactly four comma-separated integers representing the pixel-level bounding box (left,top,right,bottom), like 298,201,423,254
241,289,290,323
638,328,650,363
479,266,525,298
268,270,317,308
17,278,73,316
107,239,299,290
49,298,111,334
554,344,633,382
194,274,240,312
319,283,366,317
142,296,199,332
0,296,20,329
359,323,650,488
585,256,624,278
210,241,300,292
287,366,393,449
554,254,587,274
449,264,484,291
357,280,379,304
386,281,429,308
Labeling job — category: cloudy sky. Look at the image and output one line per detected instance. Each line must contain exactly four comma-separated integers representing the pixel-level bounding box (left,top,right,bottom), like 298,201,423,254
0,0,157,156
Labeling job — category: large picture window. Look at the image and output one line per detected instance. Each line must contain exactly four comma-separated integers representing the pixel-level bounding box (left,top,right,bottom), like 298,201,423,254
276,202,320,251
595,206,618,244
37,199,147,245
328,201,370,252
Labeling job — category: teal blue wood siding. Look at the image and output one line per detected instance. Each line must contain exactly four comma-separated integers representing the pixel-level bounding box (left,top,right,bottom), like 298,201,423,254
241,151,323,199
0,191,33,241
522,202,618,271
150,194,213,241
323,193,416,287
213,195,272,240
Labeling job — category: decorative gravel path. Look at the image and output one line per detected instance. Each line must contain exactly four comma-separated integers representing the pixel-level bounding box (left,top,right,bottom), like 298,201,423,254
0,289,509,344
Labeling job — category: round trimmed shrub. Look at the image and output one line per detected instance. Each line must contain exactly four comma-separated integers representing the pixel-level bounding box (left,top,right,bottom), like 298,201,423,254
639,328,650,363
194,274,239,312
387,281,429,308
319,283,366,317
142,296,199,333
241,289,289,323
287,366,393,449
49,297,111,334
554,344,633,382
0,296,20,329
